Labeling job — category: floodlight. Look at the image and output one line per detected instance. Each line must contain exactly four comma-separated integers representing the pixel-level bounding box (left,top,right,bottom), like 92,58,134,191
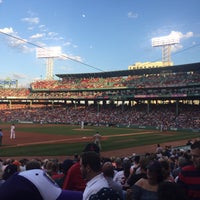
151,34,180,66
36,46,62,80
152,36,180,47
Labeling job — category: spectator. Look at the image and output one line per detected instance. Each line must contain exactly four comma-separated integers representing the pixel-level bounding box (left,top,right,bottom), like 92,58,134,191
129,160,164,200
52,159,74,188
26,159,42,170
159,160,174,182
129,155,140,175
177,140,200,200
80,151,109,200
127,156,150,187
114,157,124,172
0,128,3,146
158,181,187,200
172,156,188,179
62,142,100,192
1,164,18,183
0,169,83,200
102,161,124,199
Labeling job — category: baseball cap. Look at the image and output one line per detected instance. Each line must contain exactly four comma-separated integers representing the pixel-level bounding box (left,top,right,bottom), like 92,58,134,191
0,169,83,200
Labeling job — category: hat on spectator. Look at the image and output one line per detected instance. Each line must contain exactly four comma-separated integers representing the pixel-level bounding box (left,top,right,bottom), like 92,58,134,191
82,142,100,154
0,169,83,200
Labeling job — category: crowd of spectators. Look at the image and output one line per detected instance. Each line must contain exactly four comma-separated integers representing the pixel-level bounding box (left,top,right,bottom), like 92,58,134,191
30,71,200,90
0,140,199,200
0,71,199,101
0,103,199,129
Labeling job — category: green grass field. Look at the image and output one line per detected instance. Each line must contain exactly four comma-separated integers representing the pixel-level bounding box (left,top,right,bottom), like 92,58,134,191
0,124,199,157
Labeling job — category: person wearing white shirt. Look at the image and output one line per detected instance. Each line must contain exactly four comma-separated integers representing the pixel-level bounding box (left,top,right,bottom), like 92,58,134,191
80,151,109,200
10,124,16,139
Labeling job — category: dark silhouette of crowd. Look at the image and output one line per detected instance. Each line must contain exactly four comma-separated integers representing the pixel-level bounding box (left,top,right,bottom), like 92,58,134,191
0,140,199,200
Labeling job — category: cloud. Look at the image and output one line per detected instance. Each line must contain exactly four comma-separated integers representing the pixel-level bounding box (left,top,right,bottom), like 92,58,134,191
169,31,193,40
21,17,40,24
127,11,138,19
44,31,63,41
30,33,45,39
63,41,71,46
0,27,33,53
0,0,3,4
0,27,14,34
171,44,183,52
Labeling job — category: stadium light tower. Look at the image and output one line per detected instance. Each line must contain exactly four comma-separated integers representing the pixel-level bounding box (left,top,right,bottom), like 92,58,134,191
152,34,180,66
36,46,61,80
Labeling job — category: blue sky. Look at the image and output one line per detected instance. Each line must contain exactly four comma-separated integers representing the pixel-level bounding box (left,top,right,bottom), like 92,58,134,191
0,0,200,86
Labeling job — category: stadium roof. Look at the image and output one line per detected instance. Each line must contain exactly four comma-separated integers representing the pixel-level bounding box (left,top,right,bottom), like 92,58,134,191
56,62,200,79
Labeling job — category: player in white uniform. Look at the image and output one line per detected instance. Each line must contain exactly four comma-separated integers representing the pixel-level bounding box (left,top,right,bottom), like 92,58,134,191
10,124,16,139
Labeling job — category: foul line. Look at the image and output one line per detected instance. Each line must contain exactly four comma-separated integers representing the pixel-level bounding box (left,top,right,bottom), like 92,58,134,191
7,131,155,148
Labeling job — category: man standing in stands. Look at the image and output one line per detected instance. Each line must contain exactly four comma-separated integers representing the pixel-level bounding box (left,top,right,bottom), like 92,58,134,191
10,123,16,139
80,151,109,200
177,140,200,200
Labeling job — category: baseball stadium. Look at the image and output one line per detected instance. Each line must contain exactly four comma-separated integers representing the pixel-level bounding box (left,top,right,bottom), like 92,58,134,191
1,2,200,200
0,61,199,160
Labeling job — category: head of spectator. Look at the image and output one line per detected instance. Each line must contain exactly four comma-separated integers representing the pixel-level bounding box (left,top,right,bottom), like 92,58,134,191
80,150,109,200
80,151,101,181
2,164,18,180
102,161,115,178
147,160,163,184
45,160,59,176
114,157,123,171
82,142,100,154
0,169,83,200
191,140,200,169
159,159,174,182
19,158,29,171
26,159,41,170
61,159,74,175
73,153,79,162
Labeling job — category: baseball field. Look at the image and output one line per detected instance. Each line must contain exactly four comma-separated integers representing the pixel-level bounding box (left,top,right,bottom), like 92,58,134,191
0,123,199,160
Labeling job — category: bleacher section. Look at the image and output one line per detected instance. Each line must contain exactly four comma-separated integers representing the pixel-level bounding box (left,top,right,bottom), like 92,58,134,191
0,62,199,130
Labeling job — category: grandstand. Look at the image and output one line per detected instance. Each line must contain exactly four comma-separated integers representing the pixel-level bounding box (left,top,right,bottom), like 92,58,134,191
0,62,199,131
